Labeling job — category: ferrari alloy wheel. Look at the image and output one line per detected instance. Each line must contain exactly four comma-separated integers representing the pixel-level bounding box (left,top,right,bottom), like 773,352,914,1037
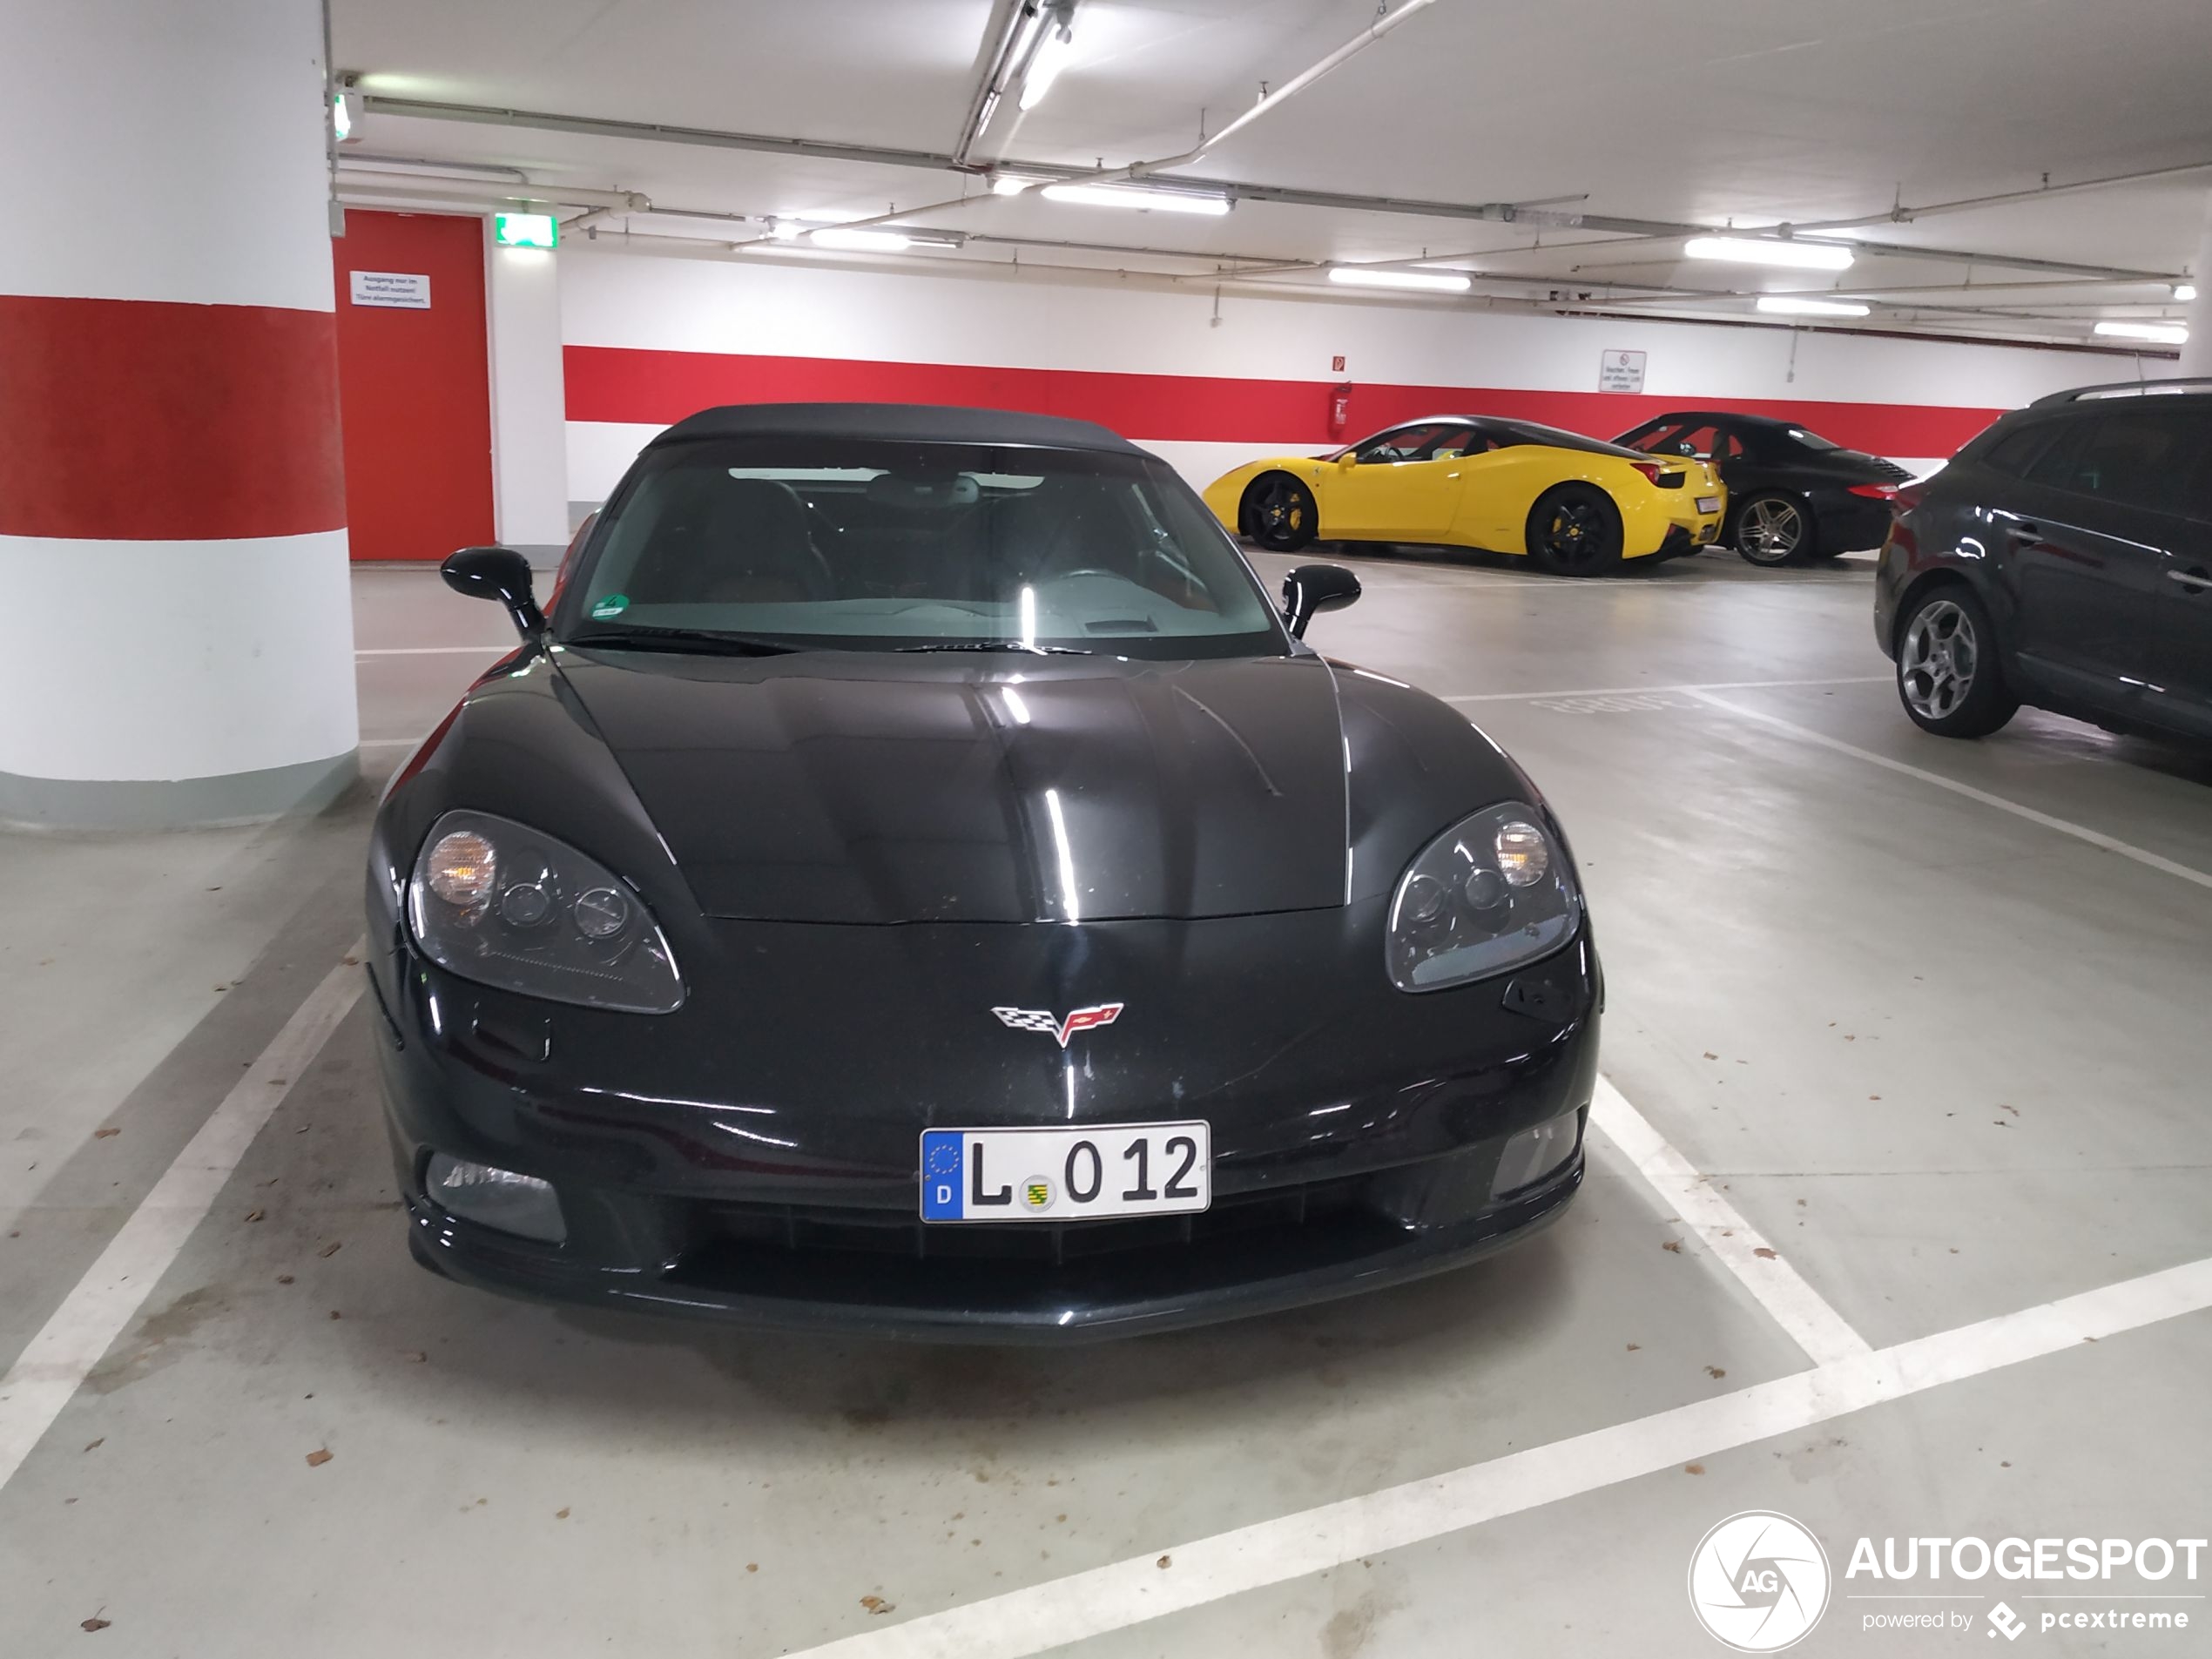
1734,494,1816,566
1244,474,1318,551
1896,588,2018,738
1526,484,1622,577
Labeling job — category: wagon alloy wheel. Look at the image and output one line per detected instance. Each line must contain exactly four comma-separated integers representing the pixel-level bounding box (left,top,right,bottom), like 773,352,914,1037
1736,496,1805,565
1244,474,1318,551
1899,599,1978,719
1893,588,2018,738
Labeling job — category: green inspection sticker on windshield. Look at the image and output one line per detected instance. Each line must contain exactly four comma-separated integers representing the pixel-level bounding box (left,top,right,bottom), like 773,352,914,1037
589,594,630,620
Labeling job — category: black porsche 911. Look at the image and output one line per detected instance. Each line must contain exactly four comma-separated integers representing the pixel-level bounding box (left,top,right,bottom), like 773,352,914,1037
366,404,1599,1339
1614,409,1911,566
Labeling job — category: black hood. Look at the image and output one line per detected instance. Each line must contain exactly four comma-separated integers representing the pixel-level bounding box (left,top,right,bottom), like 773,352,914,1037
553,651,1352,925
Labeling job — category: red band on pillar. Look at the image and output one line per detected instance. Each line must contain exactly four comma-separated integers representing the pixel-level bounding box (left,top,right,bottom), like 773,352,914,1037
0,295,345,541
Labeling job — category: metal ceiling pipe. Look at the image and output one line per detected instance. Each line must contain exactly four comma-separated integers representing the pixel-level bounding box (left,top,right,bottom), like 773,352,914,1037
1791,158,2212,233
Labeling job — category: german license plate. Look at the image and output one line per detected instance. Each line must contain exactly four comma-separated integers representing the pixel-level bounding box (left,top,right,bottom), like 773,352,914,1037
1696,495,1721,513
920,1122,1211,1222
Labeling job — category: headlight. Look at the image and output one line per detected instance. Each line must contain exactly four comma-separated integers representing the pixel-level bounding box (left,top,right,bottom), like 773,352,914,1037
1386,802,1580,992
407,810,684,1014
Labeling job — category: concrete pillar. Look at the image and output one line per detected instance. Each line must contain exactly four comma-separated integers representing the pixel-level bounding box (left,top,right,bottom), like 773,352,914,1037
487,234,572,567
2180,193,2212,378
0,0,357,829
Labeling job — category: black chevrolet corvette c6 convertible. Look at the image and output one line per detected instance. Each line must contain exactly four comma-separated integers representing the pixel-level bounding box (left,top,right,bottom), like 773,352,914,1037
365,403,1601,1339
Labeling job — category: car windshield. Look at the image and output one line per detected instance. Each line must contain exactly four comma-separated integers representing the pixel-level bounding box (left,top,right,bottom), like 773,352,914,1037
562,437,1285,659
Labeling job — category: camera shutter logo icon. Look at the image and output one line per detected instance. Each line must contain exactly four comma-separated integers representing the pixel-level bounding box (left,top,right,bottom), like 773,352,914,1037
1687,1511,1831,1652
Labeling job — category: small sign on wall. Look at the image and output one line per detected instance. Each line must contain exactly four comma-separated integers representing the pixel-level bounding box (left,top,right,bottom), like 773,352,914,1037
1599,348,1646,393
1331,354,1346,373
349,270,432,309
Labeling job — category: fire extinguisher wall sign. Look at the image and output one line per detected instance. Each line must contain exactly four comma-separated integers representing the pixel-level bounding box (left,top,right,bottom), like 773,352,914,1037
1329,382,1352,436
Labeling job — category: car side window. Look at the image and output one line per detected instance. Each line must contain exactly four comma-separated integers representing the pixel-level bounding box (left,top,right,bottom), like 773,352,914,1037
1354,424,1448,463
1622,421,1686,454
2026,412,2191,513
1428,426,1487,460
1977,422,2057,478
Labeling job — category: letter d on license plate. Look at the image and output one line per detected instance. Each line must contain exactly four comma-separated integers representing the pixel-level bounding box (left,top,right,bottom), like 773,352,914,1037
920,1122,1211,1222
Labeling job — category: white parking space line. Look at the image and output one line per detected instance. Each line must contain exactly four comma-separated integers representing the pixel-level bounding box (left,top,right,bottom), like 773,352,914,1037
355,645,513,657
1589,1077,1871,1366
783,1255,2212,1659
1447,676,1886,705
1687,690,2212,894
0,946,366,1495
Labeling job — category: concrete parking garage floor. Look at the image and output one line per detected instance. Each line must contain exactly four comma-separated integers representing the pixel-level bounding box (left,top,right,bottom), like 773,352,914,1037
2,548,2207,1656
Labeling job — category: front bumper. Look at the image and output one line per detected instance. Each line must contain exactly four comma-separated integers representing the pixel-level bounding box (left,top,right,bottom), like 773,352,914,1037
369,904,1601,1340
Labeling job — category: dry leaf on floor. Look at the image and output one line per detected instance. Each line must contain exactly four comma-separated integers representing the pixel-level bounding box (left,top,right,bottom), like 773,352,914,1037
1626,1343,1641,1352
244,1210,265,1224
1684,1463,1705,1475
745,1563,759,1573
92,1128,119,1140
860,1595,894,1615
83,1439,102,1453
305,1448,333,1467
1752,1247,1778,1259
275,1274,294,1285
1706,1366,1727,1379
317,1242,341,1258
80,1616,111,1633
1157,1555,1172,1569
556,1507,570,1520
1662,1240,1683,1253
1702,1051,1717,1059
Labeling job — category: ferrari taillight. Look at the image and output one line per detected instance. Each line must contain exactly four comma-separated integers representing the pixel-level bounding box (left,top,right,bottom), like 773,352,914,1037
1847,482,1898,501
1629,462,1662,484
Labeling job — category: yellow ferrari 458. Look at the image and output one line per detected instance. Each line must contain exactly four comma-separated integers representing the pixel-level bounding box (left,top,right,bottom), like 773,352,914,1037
1203,415,1727,577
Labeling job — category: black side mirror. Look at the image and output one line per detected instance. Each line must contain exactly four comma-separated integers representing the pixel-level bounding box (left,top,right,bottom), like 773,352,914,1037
1281,563,1360,639
442,546,545,637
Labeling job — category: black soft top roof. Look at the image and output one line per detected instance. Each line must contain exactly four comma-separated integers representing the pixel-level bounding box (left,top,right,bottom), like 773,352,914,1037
648,402,1145,455
1625,409,1810,430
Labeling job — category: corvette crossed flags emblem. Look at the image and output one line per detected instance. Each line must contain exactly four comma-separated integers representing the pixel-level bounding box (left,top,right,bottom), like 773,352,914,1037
990,1003,1125,1048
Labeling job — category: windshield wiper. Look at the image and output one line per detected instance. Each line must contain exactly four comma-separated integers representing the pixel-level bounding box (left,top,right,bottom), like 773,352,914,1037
566,626,802,657
894,640,1093,655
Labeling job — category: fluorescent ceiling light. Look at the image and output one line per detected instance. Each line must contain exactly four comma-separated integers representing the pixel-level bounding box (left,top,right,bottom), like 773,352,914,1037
1328,266,1472,293
1756,295,1871,318
2175,283,2198,301
990,173,1047,196
1040,182,1231,216
1020,22,1076,111
2094,320,2188,344
766,219,809,240
1684,235,1853,271
808,226,911,253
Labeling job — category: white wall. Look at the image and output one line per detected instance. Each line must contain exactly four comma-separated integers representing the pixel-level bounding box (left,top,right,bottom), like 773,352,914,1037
488,239,573,553
557,246,2127,501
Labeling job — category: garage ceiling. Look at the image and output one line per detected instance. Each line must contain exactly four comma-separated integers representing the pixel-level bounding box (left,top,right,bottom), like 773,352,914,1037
332,0,2212,346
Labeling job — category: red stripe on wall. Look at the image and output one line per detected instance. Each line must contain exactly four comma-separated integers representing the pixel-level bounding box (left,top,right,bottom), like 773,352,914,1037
0,295,344,541
564,345,2006,461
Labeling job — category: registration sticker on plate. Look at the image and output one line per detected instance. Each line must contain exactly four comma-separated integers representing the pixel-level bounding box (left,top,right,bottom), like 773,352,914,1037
920,1122,1211,1222
1696,495,1721,514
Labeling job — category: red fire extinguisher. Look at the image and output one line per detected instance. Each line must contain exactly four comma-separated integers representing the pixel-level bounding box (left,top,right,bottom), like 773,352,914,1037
1328,382,1352,436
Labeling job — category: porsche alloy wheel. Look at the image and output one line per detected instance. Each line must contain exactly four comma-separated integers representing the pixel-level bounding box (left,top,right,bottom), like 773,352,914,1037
1526,484,1622,577
1735,494,1814,566
1244,474,1318,551
1896,589,2018,738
